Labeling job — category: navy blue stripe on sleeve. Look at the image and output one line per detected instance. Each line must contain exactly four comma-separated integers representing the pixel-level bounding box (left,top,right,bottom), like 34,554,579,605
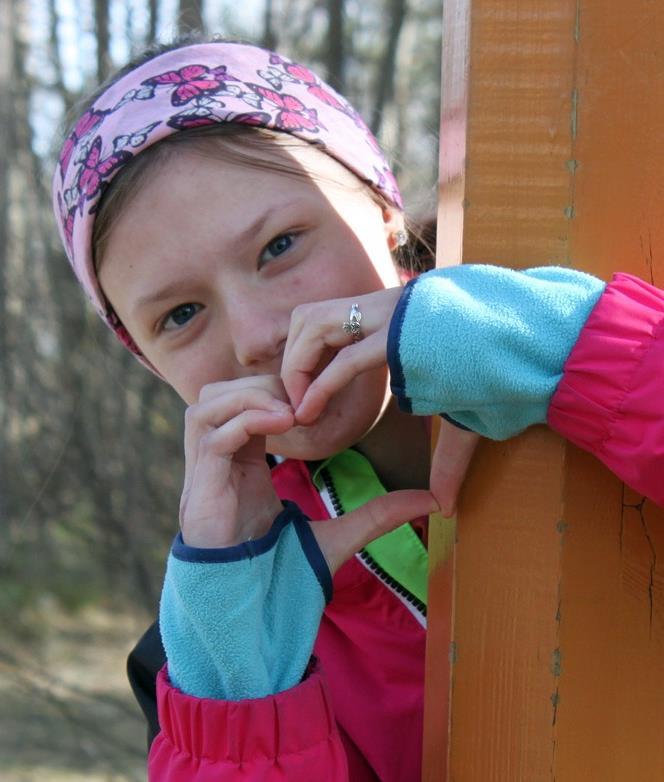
293,517,333,604
387,278,418,414
440,412,473,431
171,501,305,563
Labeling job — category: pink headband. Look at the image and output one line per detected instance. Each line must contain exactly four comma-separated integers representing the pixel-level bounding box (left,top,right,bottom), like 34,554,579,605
52,41,402,364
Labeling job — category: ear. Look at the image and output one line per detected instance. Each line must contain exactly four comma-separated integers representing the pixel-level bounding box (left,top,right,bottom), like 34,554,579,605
382,205,406,251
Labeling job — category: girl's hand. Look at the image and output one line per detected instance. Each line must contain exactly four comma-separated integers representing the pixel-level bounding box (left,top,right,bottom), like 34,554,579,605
280,288,481,520
281,287,403,425
180,376,294,548
429,418,481,517
313,488,439,574
164,388,438,704
181,373,438,569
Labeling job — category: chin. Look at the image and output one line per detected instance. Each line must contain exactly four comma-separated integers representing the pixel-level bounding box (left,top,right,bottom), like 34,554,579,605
267,368,389,461
268,422,363,461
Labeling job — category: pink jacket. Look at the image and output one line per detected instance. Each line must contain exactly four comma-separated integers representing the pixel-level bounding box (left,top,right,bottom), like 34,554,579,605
150,455,427,782
548,273,664,505
148,273,663,781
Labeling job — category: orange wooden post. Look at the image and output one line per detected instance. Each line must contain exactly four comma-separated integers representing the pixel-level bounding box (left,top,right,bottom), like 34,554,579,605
423,1,664,780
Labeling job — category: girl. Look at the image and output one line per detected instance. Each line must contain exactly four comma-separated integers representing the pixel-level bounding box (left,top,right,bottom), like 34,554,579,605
53,38,664,781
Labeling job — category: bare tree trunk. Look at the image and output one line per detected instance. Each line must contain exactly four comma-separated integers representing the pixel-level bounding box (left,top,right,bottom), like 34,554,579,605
178,0,205,36
371,0,407,136
0,0,12,347
0,0,14,523
94,0,111,84
282,0,318,54
47,0,74,112
125,0,135,55
147,0,158,44
262,0,277,50
326,0,345,92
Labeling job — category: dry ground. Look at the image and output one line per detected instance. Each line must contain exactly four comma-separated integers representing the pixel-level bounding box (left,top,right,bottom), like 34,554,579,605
0,604,151,781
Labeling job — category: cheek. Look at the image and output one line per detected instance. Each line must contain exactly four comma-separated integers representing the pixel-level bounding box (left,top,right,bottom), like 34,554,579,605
160,370,204,406
301,224,400,298
156,348,238,406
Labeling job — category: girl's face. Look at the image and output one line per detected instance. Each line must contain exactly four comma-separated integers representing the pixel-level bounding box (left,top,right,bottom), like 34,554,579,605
98,139,402,459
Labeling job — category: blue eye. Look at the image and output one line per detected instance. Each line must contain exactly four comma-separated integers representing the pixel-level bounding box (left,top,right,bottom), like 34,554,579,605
260,233,295,266
162,303,202,331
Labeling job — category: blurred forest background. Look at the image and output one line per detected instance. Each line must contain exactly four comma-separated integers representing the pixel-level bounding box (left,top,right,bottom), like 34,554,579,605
0,0,441,778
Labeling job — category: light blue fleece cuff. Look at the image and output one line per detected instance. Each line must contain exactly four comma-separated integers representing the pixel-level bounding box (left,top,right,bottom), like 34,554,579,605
159,501,331,701
388,265,605,440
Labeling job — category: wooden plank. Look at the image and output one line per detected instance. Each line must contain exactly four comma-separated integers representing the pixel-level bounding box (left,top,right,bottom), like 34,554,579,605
422,419,456,780
423,0,664,779
551,1,664,776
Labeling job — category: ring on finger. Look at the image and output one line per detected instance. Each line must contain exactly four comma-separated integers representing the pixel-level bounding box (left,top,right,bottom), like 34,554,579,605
342,303,363,342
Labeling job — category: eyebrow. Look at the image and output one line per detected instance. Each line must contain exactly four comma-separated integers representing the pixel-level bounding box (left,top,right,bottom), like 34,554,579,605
133,278,201,312
225,198,306,250
132,201,304,312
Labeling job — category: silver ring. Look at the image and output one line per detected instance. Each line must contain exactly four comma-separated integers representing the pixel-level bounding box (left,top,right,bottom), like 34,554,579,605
342,302,363,342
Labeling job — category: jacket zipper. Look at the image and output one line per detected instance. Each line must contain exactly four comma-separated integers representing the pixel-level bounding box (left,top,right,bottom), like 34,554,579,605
319,467,427,618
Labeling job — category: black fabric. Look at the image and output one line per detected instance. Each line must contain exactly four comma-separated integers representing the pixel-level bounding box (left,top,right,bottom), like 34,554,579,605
440,412,473,431
126,620,165,749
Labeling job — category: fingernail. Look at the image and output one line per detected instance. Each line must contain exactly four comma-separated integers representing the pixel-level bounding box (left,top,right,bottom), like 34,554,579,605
267,408,291,418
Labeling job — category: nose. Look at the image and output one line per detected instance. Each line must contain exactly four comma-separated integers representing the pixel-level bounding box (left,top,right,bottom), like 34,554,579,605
226,298,287,370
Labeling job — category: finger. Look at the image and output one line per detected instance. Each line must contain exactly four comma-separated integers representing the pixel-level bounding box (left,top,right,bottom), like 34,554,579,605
312,489,439,574
198,374,289,404
429,419,481,516
185,407,293,513
282,344,337,415
180,405,291,537
282,303,347,410
282,289,402,409
196,408,294,465
182,408,291,548
294,331,386,425
183,387,291,492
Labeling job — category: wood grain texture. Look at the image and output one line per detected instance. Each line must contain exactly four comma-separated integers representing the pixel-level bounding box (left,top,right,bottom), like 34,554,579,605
424,0,664,779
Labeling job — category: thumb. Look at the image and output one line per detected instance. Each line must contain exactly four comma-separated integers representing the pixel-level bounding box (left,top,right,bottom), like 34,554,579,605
430,418,481,516
312,490,439,574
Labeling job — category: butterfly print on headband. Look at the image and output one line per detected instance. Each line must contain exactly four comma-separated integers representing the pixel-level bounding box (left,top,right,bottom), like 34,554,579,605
231,111,274,127
59,109,107,180
111,121,162,153
266,54,365,128
142,64,241,107
246,84,325,133
111,84,157,112
76,136,132,205
167,108,218,130
373,165,401,206
256,65,300,91
56,192,76,255
106,307,144,356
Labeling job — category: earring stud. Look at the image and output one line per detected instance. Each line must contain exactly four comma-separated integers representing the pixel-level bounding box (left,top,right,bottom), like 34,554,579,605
394,230,408,247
